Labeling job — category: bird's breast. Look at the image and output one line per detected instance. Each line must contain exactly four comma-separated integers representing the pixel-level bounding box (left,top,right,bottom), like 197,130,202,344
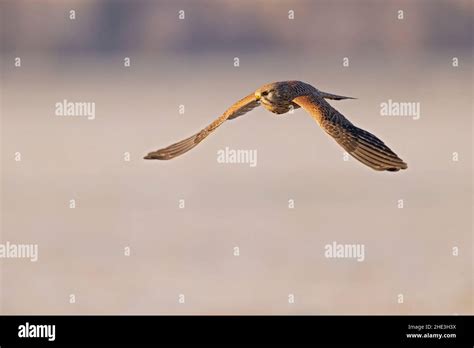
262,101,293,115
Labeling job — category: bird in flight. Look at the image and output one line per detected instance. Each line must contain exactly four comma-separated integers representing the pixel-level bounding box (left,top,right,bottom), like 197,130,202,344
144,81,407,171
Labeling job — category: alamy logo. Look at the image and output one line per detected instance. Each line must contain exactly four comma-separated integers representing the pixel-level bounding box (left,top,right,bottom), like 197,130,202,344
217,147,257,167
55,99,96,120
380,99,420,120
18,322,55,341
0,241,38,262
324,241,365,262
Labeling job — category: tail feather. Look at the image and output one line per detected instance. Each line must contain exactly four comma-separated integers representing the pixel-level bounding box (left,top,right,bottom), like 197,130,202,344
319,91,356,101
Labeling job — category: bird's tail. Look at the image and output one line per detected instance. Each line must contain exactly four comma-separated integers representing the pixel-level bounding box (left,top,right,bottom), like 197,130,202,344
319,91,356,100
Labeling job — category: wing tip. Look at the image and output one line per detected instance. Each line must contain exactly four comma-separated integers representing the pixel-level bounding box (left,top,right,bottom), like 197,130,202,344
144,152,171,160
384,161,407,172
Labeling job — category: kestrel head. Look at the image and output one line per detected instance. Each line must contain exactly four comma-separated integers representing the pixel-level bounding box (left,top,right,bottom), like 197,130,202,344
255,81,299,114
255,81,294,102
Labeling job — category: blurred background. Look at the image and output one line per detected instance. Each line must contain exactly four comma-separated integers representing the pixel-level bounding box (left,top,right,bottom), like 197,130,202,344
0,0,472,314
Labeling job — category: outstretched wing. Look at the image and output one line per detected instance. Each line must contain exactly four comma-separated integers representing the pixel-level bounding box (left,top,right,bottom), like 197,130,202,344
145,93,260,160
293,94,407,171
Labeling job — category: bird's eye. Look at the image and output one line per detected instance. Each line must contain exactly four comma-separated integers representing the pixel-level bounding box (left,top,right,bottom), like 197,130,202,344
261,91,269,96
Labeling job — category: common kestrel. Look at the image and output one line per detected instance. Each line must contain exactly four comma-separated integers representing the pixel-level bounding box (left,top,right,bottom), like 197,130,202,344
145,81,407,171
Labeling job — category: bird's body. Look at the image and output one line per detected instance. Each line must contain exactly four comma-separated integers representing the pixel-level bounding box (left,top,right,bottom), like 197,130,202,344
145,81,407,172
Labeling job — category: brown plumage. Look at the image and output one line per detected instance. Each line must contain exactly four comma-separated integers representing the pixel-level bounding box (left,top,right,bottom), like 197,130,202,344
145,81,407,172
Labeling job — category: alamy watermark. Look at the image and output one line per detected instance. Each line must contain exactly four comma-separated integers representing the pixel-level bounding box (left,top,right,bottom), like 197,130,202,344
55,99,96,120
380,99,420,120
217,147,257,167
18,322,55,341
324,241,365,262
0,241,38,262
